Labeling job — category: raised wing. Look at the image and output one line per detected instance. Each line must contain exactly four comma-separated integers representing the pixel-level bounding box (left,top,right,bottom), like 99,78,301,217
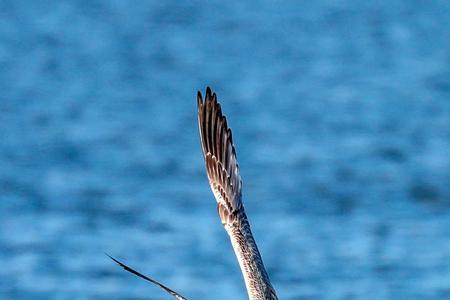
198,87,278,300
197,87,242,226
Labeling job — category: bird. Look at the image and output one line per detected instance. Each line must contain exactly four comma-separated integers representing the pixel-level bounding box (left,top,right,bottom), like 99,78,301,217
109,87,278,300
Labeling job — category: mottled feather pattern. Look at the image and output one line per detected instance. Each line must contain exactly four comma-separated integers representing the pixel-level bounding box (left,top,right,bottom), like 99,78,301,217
230,214,278,300
198,87,278,300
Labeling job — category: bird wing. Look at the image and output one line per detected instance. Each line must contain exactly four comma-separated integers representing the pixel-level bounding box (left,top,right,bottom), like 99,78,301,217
108,254,188,300
197,87,278,300
197,87,242,225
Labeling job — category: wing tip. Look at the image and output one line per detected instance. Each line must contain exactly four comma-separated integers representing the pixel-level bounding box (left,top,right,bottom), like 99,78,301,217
106,252,123,267
198,86,217,109
197,86,240,177
106,254,188,300
200,86,216,101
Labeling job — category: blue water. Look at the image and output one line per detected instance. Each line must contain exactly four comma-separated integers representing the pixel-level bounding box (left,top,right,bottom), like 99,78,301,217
1,1,450,299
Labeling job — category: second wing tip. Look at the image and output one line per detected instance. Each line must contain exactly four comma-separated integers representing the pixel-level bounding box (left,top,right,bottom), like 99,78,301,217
197,90,203,107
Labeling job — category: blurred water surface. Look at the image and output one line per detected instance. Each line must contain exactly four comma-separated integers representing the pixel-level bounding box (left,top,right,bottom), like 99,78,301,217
1,1,450,300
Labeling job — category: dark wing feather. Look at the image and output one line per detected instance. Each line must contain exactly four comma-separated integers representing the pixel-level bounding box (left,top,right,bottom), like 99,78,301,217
197,87,243,226
107,254,188,300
